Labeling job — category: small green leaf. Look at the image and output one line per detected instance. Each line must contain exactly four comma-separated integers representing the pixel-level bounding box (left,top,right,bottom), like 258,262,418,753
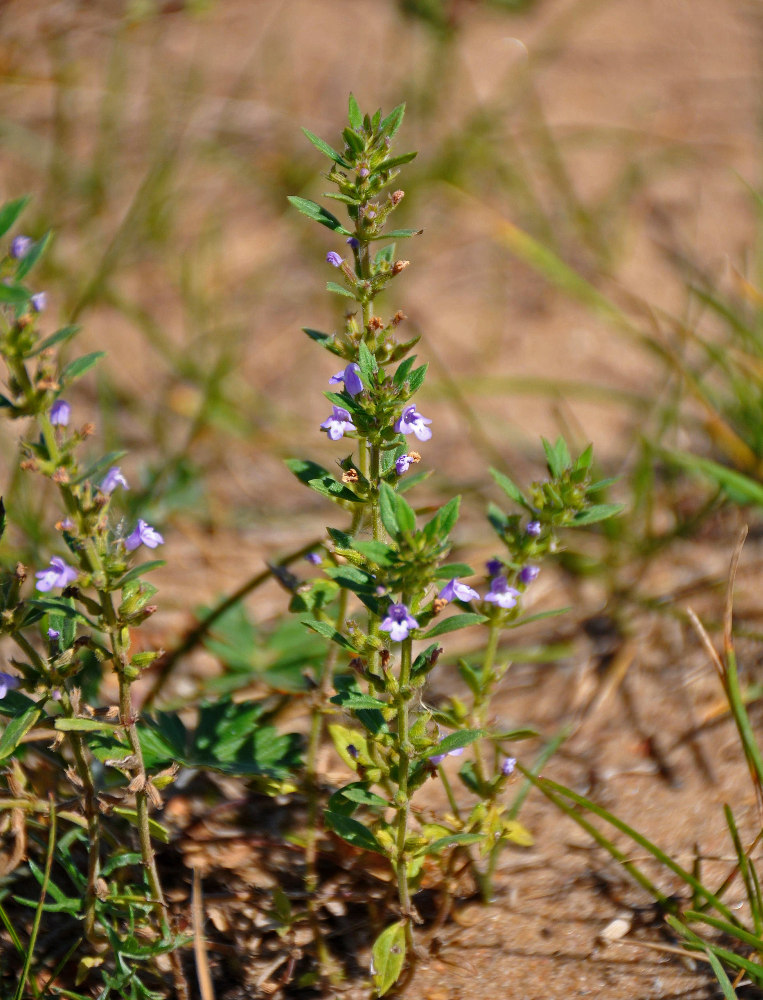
285,458,360,503
61,352,105,385
393,491,416,534
287,196,351,235
352,540,396,567
371,921,406,996
369,228,422,240
573,503,625,525
25,325,79,358
16,231,51,280
114,560,166,587
26,600,99,629
326,280,356,299
342,127,364,155
54,718,118,733
377,151,418,171
380,102,406,140
423,613,486,638
302,127,351,167
302,618,358,651
302,328,343,356
325,811,386,855
348,93,363,130
433,563,474,579
378,482,399,537
406,363,427,394
358,340,377,385
419,832,482,856
330,690,387,711
430,728,483,756
490,468,529,508
0,706,41,760
0,196,31,238
0,285,30,306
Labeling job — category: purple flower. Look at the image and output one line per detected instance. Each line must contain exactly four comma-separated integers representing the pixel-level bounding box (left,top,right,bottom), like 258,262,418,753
486,559,503,576
380,603,419,642
358,166,370,179
483,575,520,610
346,236,359,250
125,519,164,552
395,405,432,442
10,235,32,259
35,557,78,592
347,744,359,760
30,292,47,313
49,399,70,427
526,520,542,537
430,746,465,766
326,251,344,267
320,405,356,441
396,454,413,475
59,517,75,531
47,628,60,641
305,552,322,565
438,578,480,603
100,466,129,494
329,362,363,398
0,672,20,698
519,565,539,585
501,757,517,777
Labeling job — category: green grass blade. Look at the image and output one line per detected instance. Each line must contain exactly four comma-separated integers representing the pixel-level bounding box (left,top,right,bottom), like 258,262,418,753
15,799,56,1000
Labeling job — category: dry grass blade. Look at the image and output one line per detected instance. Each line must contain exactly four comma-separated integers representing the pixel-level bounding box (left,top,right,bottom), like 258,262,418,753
724,525,748,656
193,866,216,1000
685,607,725,686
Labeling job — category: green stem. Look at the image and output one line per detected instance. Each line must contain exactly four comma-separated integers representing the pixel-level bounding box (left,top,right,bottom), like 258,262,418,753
395,632,416,955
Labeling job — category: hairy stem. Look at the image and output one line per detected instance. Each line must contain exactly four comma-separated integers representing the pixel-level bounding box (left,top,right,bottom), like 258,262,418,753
395,632,416,955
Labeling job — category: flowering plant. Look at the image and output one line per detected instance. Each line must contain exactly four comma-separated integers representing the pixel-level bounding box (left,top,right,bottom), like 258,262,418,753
289,97,621,994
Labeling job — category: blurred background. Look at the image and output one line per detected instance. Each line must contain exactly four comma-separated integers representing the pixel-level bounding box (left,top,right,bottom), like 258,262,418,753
0,0,760,689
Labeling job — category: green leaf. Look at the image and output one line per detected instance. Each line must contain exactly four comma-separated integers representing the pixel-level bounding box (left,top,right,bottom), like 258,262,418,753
61,351,105,385
423,613,486,638
342,127,364,155
490,467,529,508
377,151,418,171
302,127,350,167
378,482,399,536
325,811,386,855
0,196,30,238
112,807,170,844
302,328,343,356
573,503,625,525
411,644,442,681
406,363,427,394
114,560,166,587
352,540,396,567
26,599,99,630
393,356,415,387
326,280,356,299
432,562,474,579
285,458,360,504
69,450,128,486
54,718,118,733
329,783,388,814
16,231,51,280
25,324,79,358
419,832,482,856
380,102,406,140
371,921,406,997
436,495,460,536
665,449,763,507
330,690,387,711
287,196,351,235
0,706,41,760
394,491,416,534
369,228,422,240
302,618,358,652
0,284,30,306
348,93,363,130
358,340,377,385
429,728,483,756
542,436,571,478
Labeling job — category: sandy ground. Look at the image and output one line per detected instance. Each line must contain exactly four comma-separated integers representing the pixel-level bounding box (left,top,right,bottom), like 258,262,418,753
1,0,763,996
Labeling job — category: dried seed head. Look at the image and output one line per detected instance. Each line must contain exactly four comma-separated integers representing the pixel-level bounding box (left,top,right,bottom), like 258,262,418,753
392,260,410,275
342,469,359,484
369,315,384,330
391,189,405,205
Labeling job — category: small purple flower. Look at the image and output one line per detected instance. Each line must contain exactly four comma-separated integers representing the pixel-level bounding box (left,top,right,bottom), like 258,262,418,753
0,672,20,698
320,405,356,441
526,520,542,537
483,575,520,610
519,565,539,585
326,251,344,267
49,399,70,427
430,746,465,766
30,292,47,313
59,517,75,531
486,559,503,576
100,466,129,494
10,235,32,259
396,454,413,475
380,603,419,642
35,557,78,592
305,552,322,566
329,362,363,398
501,757,517,777
395,404,432,442
358,166,370,179
125,519,164,552
347,744,359,760
47,628,60,641
346,236,359,250
438,578,480,603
